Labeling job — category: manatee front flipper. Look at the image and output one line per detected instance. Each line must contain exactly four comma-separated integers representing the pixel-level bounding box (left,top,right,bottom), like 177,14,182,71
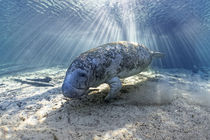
105,77,122,101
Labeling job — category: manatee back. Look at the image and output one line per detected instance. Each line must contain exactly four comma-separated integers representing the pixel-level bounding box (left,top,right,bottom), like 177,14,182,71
69,41,153,86
89,41,152,79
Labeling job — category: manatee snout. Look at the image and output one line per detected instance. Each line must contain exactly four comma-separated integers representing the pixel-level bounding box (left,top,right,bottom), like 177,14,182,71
62,83,86,98
62,69,88,98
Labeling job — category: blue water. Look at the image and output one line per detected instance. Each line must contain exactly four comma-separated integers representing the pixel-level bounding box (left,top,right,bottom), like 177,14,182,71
0,0,210,71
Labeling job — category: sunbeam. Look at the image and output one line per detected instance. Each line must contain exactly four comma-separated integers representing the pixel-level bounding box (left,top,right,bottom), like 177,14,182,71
1,0,210,139
1,0,210,69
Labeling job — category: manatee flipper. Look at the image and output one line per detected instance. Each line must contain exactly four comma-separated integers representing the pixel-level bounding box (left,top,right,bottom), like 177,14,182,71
105,77,122,101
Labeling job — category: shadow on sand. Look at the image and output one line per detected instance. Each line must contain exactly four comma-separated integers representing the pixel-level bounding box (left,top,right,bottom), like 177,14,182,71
13,78,54,87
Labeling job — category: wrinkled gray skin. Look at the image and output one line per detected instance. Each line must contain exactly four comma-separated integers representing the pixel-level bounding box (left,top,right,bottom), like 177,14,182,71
62,41,164,101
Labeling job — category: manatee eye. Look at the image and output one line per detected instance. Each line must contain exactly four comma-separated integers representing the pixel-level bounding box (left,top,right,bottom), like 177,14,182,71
79,73,86,77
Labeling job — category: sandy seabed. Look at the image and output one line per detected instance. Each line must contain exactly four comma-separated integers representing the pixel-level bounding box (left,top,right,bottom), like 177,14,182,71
0,66,210,140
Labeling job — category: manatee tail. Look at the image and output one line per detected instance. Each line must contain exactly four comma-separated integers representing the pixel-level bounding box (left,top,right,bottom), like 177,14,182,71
151,51,165,58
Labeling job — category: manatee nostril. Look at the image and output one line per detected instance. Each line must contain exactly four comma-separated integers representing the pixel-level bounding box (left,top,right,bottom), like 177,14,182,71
61,82,86,98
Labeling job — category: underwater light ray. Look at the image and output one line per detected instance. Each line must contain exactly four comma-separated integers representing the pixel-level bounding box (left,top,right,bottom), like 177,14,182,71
4,15,52,64
90,14,110,43
34,22,82,65
148,26,178,68
123,0,138,42
195,33,210,66
144,29,165,67
179,33,200,66
91,12,120,45
181,24,209,66
13,1,107,65
105,21,122,43
1,0,210,68
76,11,110,49
126,14,137,42
104,21,117,42
98,6,125,43
160,35,176,67
75,6,123,51
23,19,80,64
59,9,110,64
113,23,123,42
40,17,98,65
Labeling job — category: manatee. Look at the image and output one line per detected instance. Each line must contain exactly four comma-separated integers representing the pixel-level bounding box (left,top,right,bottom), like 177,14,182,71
62,41,164,101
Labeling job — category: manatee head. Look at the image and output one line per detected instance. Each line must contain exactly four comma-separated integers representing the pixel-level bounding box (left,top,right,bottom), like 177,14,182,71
62,69,89,98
